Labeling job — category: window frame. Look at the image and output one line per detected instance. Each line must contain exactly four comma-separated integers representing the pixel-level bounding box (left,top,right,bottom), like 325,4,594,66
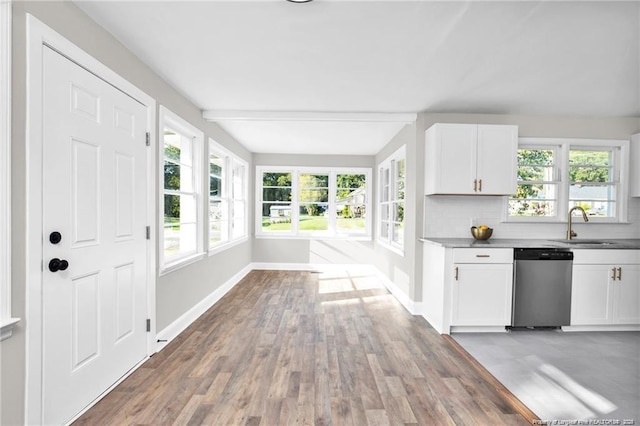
159,106,205,274
255,166,372,239
208,138,248,254
0,0,18,340
377,145,406,254
506,138,629,223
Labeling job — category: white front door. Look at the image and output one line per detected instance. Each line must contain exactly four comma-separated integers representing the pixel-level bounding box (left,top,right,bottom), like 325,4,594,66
42,46,149,424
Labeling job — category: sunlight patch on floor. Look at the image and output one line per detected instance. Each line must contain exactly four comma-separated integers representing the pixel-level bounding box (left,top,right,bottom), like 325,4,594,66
317,269,384,295
320,298,361,307
513,356,617,420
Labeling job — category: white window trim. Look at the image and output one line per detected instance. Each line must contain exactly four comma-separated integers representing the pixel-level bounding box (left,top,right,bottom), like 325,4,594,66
159,106,205,274
505,138,629,223
255,166,372,239
377,145,406,255
0,0,18,341
208,138,248,254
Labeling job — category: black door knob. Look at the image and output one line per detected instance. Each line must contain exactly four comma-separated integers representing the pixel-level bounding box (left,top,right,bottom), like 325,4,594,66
49,231,62,244
58,259,69,271
49,258,69,272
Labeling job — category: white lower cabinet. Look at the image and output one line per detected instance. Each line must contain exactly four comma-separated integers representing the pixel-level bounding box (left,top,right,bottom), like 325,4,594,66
451,263,514,326
421,245,513,334
570,250,640,326
450,248,513,327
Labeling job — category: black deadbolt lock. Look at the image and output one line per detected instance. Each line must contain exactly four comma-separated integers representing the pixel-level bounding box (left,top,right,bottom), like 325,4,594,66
49,231,62,244
49,258,69,272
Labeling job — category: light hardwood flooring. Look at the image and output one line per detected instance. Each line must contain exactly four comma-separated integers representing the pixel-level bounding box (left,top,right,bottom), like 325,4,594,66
74,270,536,425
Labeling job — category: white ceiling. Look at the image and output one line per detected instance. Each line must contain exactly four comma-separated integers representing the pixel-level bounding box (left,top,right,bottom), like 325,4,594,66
75,0,640,155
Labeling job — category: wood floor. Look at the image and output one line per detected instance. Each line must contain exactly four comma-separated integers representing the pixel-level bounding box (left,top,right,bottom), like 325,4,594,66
74,270,536,425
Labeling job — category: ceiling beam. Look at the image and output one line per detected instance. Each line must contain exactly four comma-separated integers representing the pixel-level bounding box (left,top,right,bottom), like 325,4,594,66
202,110,417,123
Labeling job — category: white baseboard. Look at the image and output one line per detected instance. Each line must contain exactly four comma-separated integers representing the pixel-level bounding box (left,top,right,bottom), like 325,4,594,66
451,326,509,333
251,262,375,274
562,325,640,332
372,268,421,315
155,264,252,351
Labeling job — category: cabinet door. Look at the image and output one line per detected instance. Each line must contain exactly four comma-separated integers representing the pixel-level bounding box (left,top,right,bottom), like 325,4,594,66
425,123,477,194
451,263,513,326
571,265,613,325
613,264,640,324
476,125,517,195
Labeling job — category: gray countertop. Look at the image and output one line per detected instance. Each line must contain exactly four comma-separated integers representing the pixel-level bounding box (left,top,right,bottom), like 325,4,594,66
420,237,640,249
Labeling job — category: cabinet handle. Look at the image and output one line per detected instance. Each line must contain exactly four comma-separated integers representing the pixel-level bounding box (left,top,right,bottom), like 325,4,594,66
479,179,483,192
454,266,459,280
617,267,622,281
473,179,477,192
611,268,617,281
476,254,490,258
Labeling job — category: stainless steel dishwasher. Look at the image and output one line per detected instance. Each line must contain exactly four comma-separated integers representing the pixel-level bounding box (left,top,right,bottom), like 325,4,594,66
511,248,573,328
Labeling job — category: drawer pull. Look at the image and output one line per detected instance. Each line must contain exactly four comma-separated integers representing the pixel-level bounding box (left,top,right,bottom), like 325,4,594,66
617,267,622,281
611,268,617,280
475,254,490,258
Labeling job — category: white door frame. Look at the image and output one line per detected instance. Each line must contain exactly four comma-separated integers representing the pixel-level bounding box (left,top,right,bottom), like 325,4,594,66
25,14,157,424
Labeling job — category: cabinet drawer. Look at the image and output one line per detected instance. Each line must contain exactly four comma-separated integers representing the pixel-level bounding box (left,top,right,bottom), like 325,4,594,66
573,249,640,265
453,248,513,264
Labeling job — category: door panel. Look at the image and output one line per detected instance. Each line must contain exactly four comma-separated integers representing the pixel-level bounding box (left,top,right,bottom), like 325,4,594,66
614,265,640,324
42,46,148,425
476,124,517,195
115,152,135,239
435,123,477,194
72,139,100,246
72,272,100,370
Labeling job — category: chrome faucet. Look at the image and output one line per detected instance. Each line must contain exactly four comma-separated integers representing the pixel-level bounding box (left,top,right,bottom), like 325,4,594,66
567,206,589,240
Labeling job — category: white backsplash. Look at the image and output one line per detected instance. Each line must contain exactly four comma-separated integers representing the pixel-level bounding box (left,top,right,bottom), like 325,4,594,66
424,195,640,239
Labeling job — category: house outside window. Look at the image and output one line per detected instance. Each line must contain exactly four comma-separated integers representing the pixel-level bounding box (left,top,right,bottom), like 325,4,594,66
508,138,628,223
256,166,371,238
160,106,204,272
509,146,559,218
378,146,406,253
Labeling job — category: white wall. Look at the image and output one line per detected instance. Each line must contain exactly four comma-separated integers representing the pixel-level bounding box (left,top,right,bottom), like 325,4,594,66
3,3,252,424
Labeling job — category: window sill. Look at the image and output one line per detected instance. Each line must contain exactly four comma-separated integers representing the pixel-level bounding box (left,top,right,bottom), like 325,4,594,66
159,252,206,276
255,234,372,241
1,318,20,341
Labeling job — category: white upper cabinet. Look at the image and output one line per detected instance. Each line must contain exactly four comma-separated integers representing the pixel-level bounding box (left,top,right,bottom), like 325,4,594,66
630,133,640,197
424,123,518,195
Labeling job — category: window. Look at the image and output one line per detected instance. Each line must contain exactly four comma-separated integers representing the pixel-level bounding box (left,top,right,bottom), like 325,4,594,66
209,139,248,251
257,167,371,238
378,146,406,252
509,146,559,218
508,138,628,222
569,149,617,217
160,106,204,271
